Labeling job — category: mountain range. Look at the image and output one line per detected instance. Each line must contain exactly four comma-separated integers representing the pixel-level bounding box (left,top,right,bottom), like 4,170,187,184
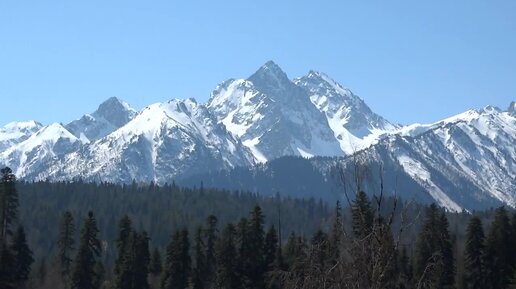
1,61,514,211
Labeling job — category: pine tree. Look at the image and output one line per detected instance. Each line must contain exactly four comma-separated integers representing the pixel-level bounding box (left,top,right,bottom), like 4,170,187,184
150,248,163,276
161,229,191,289
264,225,278,271
0,168,19,289
309,229,329,271
351,191,373,239
132,231,151,289
11,226,33,288
236,217,251,287
192,226,207,289
71,211,102,289
0,167,18,241
415,204,440,281
58,210,75,288
204,215,218,286
113,230,151,289
283,232,307,274
247,205,266,289
263,226,279,289
0,242,16,289
464,216,485,289
437,212,455,289
484,207,513,289
329,200,343,263
215,224,239,289
114,215,133,276
414,204,455,289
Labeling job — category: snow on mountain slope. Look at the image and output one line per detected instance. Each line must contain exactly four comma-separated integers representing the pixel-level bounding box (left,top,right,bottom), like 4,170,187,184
0,121,43,152
0,62,512,212
50,99,254,183
0,123,83,179
208,61,343,162
295,71,399,154
349,105,516,211
66,96,137,142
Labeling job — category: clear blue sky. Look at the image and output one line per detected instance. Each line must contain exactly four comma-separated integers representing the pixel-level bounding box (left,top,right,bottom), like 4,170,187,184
1,0,515,126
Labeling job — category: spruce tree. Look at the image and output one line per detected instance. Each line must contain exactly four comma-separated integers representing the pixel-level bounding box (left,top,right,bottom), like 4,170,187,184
283,232,307,274
0,242,15,289
351,191,373,239
414,204,454,289
132,231,151,289
204,215,218,286
247,205,266,289
437,212,455,289
484,207,513,289
236,217,251,287
415,204,439,280
0,168,19,289
215,224,239,289
329,200,343,263
0,167,18,241
114,215,133,276
309,229,329,271
113,230,151,289
11,226,33,288
191,226,207,289
71,211,102,289
161,229,191,289
464,216,485,289
58,210,75,287
264,225,278,271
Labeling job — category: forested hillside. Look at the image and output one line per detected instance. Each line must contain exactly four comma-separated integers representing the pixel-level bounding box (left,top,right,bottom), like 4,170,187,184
1,168,516,289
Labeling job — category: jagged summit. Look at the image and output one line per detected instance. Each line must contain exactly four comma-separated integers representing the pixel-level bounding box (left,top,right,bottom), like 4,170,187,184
0,62,513,211
295,70,398,154
0,120,44,152
95,96,136,127
508,101,516,116
65,96,137,142
247,60,293,95
209,61,342,161
55,98,255,183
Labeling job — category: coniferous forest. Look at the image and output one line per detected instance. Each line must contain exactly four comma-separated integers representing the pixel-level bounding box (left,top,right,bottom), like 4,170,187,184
1,167,516,289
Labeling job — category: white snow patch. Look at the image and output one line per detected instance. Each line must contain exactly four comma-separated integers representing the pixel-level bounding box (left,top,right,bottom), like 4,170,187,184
397,154,463,212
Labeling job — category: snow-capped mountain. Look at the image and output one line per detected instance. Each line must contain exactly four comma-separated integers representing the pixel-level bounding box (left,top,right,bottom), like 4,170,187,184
208,61,343,162
0,123,83,179
294,71,399,154
0,61,513,211
66,96,137,142
45,99,254,183
343,105,516,211
0,121,43,152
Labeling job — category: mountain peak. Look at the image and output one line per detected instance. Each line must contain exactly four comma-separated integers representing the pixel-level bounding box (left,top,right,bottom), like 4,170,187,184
3,120,43,132
247,60,291,89
65,97,137,142
508,101,516,115
481,105,501,114
96,97,134,118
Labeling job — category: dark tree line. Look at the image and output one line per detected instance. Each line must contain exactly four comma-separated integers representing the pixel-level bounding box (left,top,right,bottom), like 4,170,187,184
1,167,516,289
0,167,34,289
